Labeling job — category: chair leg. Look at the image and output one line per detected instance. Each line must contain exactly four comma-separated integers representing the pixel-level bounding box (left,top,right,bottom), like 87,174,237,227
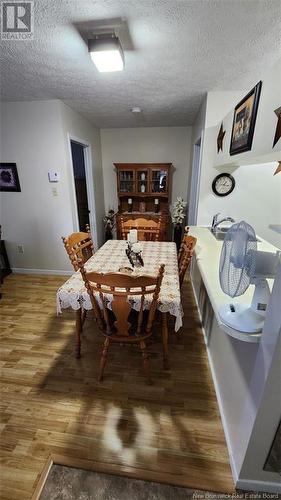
98,338,110,382
140,340,152,385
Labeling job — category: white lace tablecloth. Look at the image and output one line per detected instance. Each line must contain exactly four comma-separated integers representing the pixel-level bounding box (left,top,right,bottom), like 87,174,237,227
57,240,183,331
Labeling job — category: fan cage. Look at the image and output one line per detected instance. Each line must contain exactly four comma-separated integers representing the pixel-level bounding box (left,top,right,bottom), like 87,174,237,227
219,221,257,298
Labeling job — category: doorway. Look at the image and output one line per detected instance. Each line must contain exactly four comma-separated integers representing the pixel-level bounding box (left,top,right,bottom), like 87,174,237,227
188,137,202,226
68,137,98,249
70,140,90,231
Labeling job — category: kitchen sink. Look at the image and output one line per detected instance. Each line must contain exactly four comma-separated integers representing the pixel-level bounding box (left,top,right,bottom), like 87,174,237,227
209,228,260,242
214,227,229,232
209,228,229,240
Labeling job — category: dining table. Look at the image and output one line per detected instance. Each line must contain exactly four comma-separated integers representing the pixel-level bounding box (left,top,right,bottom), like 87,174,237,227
56,239,183,369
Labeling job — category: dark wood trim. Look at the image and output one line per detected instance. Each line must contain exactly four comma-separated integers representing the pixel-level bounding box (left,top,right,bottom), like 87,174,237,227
31,455,53,500
31,452,235,499
0,162,21,192
229,81,262,156
115,163,172,241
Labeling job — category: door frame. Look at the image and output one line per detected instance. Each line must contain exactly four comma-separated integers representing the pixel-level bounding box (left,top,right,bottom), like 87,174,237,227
67,134,98,249
188,132,204,226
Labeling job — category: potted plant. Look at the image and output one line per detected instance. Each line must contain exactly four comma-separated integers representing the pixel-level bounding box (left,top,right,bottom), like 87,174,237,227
171,197,187,251
103,209,116,241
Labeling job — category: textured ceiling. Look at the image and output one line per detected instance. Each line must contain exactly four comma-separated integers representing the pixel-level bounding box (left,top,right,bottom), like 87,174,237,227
0,0,281,128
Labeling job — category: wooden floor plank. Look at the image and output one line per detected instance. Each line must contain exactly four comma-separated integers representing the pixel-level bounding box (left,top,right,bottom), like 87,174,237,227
0,274,234,499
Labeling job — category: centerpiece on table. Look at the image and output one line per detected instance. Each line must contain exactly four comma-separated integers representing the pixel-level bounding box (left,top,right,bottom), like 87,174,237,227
103,209,116,241
171,197,187,252
125,230,144,268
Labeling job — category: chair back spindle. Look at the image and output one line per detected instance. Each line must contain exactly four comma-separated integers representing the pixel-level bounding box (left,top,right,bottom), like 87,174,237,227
178,227,197,287
62,224,94,271
80,265,165,340
120,217,162,242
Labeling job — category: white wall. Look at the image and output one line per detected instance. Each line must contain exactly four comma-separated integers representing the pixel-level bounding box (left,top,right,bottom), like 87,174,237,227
195,59,281,248
100,127,192,212
213,59,281,167
192,97,207,145
189,60,281,491
197,139,281,248
191,240,281,492
0,100,104,273
188,91,242,224
59,102,105,248
205,91,244,129
210,162,281,248
237,265,281,490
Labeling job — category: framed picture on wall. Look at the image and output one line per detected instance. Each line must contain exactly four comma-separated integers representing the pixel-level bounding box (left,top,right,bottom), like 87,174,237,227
229,81,262,156
0,163,21,192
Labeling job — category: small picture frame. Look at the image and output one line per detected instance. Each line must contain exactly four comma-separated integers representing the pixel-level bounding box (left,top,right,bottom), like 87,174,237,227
229,81,262,156
0,163,21,192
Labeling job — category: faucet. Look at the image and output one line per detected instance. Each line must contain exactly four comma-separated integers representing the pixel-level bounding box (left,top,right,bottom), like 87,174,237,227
211,213,235,230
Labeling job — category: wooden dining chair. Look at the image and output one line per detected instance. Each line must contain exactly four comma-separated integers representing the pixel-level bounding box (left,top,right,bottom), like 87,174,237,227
178,227,197,287
62,225,94,271
120,217,162,241
80,264,165,384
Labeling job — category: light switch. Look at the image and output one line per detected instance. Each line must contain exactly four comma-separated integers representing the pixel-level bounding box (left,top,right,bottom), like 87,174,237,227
52,187,58,197
48,170,60,182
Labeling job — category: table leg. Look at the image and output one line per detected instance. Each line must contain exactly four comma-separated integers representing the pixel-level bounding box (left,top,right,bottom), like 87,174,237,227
81,309,87,327
161,312,170,370
75,309,82,359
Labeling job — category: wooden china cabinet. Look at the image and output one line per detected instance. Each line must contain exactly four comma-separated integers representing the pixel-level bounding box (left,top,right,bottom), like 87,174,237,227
115,163,172,241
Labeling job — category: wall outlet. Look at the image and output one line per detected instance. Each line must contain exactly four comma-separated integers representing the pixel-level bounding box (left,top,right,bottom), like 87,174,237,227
18,245,24,254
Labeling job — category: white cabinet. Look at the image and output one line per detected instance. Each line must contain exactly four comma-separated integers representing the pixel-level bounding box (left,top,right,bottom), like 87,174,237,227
190,248,281,493
190,258,214,344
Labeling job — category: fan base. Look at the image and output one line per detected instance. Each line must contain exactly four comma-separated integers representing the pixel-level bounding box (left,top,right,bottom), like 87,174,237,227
219,303,264,333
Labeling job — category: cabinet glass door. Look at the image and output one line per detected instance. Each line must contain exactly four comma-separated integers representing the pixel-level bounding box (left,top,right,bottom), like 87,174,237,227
119,170,134,193
137,170,148,194
150,169,168,194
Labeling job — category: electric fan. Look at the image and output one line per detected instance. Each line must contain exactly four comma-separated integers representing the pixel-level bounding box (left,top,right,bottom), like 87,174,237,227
219,221,280,333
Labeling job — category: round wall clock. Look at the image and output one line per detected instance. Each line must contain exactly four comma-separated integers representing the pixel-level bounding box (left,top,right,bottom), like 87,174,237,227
212,173,235,197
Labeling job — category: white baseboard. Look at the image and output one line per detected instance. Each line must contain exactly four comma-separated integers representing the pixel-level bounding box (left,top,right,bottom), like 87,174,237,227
236,478,281,494
11,268,72,276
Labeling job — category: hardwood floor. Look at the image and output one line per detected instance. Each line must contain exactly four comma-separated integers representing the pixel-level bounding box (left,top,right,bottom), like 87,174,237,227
0,274,234,499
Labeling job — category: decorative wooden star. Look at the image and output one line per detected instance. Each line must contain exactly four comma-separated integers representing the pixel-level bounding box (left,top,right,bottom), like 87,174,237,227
273,106,281,148
273,161,281,176
217,123,226,153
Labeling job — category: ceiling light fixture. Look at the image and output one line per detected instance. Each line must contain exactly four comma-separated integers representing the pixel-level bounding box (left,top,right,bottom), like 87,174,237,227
131,107,142,113
88,34,124,73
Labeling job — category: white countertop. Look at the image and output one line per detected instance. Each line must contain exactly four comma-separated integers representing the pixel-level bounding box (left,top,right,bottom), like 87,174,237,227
189,226,278,342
